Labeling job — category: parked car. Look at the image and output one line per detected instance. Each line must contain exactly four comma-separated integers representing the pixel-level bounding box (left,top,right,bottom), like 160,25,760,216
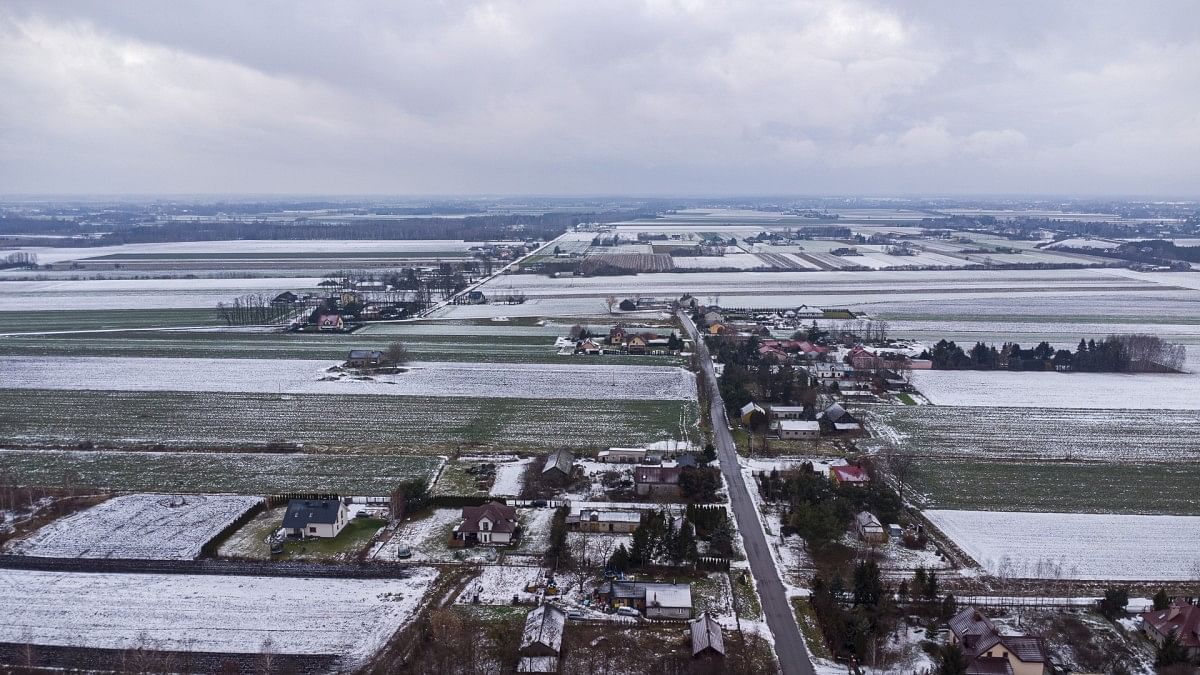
616,606,640,618
395,546,413,559
566,610,585,620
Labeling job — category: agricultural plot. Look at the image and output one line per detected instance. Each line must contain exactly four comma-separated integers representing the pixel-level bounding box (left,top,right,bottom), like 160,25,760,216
0,356,697,401
924,510,1200,580
6,493,262,560
904,458,1200,515
0,308,223,333
0,390,698,450
909,370,1200,410
0,568,439,665
864,405,1200,463
0,278,323,311
0,449,441,495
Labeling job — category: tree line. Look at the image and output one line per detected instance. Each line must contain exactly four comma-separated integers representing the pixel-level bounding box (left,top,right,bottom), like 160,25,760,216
922,334,1186,373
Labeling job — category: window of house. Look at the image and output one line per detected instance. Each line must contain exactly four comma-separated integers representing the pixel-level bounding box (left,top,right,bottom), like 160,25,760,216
309,526,317,533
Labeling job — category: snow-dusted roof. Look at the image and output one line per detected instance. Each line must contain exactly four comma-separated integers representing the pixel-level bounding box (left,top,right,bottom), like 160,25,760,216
777,420,820,431
542,449,575,475
577,510,641,523
644,582,692,609
520,604,566,654
855,511,883,530
767,405,806,413
690,612,725,656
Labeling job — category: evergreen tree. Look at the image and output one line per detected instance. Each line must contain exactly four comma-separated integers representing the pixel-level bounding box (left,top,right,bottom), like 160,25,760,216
940,593,958,621
924,570,939,600
674,520,699,563
1155,630,1189,668
1152,588,1171,611
936,642,968,675
607,543,631,573
1098,586,1129,619
852,559,883,608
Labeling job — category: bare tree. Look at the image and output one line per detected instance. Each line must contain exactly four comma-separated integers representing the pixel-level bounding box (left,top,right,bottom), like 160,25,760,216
604,295,618,314
882,447,918,505
383,341,409,366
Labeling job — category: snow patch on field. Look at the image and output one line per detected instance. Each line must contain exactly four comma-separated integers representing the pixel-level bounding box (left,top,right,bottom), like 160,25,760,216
0,356,697,401
924,510,1200,580
0,568,438,664
911,369,1199,410
490,457,533,497
7,493,261,560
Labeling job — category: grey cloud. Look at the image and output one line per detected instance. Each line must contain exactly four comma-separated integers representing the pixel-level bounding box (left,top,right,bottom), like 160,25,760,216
0,0,1197,195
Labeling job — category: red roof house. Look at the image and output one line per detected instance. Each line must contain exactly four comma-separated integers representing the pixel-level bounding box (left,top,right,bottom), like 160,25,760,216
1141,600,1200,659
829,464,870,487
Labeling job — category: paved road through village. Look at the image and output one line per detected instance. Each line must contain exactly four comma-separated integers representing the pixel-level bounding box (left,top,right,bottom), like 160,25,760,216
680,311,816,675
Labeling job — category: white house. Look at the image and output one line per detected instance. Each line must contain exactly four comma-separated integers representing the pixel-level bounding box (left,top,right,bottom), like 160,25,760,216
454,501,519,545
855,511,886,544
775,420,820,440
282,499,348,539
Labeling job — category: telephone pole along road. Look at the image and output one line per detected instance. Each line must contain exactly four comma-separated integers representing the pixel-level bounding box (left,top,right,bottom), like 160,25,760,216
679,311,816,675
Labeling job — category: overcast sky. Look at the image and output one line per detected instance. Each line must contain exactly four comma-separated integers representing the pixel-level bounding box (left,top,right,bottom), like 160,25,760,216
1,1,1197,196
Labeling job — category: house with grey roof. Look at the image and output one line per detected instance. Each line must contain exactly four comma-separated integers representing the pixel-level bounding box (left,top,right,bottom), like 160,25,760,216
282,498,348,539
596,581,692,619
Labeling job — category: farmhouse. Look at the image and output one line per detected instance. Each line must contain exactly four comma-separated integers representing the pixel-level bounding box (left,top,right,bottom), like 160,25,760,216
634,465,682,498
282,498,348,539
1140,600,1200,660
271,291,299,305
346,349,383,368
566,509,641,533
454,501,519,545
948,607,1049,675
517,603,566,674
818,403,861,432
690,612,725,659
542,449,575,481
830,464,870,488
775,420,820,440
316,314,344,331
855,511,886,544
596,581,693,619
598,447,649,463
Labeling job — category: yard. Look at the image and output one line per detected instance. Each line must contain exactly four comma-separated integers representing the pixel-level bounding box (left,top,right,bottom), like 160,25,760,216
6,493,262,560
216,506,285,559
278,516,387,561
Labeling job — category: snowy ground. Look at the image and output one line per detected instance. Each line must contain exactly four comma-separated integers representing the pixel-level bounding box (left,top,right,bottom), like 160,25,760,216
0,568,437,664
6,493,262,560
490,457,534,497
0,356,697,401
925,510,1200,580
0,277,324,311
910,369,1200,410
456,564,544,604
373,508,465,562
11,239,480,265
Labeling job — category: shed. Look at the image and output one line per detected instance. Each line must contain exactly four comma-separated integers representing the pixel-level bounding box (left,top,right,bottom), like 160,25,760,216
690,612,726,658
542,449,575,481
855,511,886,544
520,604,566,657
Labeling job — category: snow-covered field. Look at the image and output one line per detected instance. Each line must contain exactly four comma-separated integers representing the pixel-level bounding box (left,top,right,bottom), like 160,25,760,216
0,568,438,663
7,493,262,560
0,356,697,401
0,277,323,310
911,369,1199,410
924,510,1200,580
14,239,478,264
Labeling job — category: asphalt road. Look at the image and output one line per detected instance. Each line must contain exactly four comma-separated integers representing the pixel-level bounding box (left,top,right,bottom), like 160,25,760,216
680,312,816,675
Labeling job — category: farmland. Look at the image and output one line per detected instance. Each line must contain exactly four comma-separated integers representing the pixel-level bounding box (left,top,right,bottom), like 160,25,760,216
1,356,697,401
909,369,1200,410
924,510,1200,580
6,493,262,560
0,568,439,665
0,390,698,450
0,449,442,495
864,405,1200,463
905,458,1200,515
0,308,224,333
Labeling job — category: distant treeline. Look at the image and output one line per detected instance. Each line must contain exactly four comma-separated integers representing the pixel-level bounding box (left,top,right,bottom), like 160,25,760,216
920,334,1186,373
0,211,651,245
1057,239,1200,267
924,215,1198,239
